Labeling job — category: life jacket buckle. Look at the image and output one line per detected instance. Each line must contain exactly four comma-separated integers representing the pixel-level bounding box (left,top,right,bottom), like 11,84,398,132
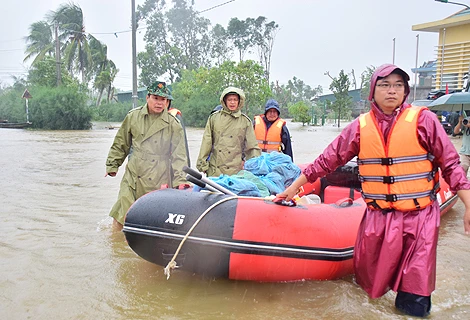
383,176,395,184
427,170,436,181
381,157,393,165
385,194,398,202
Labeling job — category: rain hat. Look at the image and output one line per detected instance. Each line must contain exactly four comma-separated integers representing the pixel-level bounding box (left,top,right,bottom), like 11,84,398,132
147,81,173,100
369,64,410,101
265,99,280,114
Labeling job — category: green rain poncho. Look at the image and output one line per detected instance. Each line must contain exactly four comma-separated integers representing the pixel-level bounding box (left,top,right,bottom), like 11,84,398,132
196,87,261,177
106,104,187,224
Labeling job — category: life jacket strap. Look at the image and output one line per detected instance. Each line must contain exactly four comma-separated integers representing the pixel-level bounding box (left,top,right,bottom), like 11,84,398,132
363,190,434,202
359,171,434,184
257,139,280,145
357,153,435,165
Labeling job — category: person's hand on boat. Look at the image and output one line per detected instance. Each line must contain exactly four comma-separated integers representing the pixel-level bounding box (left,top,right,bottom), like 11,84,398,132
276,187,296,202
176,183,191,190
105,171,117,177
277,174,308,201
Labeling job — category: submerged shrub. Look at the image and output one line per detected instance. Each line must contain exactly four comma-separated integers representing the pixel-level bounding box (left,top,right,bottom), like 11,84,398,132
29,86,92,130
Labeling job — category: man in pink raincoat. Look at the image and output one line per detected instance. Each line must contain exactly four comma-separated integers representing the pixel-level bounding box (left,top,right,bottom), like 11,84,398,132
278,64,470,317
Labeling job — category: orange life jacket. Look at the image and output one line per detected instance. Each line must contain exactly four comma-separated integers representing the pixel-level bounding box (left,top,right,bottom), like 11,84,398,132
358,106,438,211
168,108,182,117
254,115,285,152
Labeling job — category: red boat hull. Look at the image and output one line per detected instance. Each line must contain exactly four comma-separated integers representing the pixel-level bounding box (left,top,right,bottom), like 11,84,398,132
123,172,457,282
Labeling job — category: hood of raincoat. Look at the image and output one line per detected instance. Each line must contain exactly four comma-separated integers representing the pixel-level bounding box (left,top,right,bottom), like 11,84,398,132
367,64,412,141
265,99,280,115
220,87,246,115
369,64,410,113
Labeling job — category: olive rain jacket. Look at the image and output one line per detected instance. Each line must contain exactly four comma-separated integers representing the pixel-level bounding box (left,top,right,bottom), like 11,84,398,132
196,87,261,177
106,104,188,224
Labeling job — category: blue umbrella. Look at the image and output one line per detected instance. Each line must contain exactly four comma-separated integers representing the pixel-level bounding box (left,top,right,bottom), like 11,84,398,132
428,92,470,114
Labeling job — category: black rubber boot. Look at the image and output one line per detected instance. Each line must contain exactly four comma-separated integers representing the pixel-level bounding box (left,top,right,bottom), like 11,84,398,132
395,291,431,317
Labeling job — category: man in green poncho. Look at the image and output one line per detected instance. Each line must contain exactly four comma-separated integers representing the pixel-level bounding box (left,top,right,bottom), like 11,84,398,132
196,87,261,177
105,81,188,229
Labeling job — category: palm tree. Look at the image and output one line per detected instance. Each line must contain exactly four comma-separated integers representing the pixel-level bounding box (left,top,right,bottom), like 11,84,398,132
23,21,54,65
89,37,118,105
105,62,118,103
89,36,108,75
49,2,92,83
94,61,118,104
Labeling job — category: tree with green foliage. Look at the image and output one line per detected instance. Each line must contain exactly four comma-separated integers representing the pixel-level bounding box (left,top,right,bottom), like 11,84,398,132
328,69,353,127
27,57,75,88
227,17,254,61
89,37,118,105
227,16,279,82
251,16,279,83
0,84,28,123
173,60,272,127
210,24,233,66
360,65,376,111
90,101,137,122
29,85,92,130
24,2,116,93
23,21,55,65
271,77,322,116
289,101,311,126
48,3,93,83
137,0,211,84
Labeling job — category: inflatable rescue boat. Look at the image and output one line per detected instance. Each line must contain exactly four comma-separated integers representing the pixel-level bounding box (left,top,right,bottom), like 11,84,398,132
123,167,458,282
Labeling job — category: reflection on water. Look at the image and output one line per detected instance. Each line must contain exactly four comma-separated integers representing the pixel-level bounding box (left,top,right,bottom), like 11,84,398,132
1,122,469,319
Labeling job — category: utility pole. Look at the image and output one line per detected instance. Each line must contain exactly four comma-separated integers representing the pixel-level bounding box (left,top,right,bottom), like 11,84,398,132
413,34,419,101
131,0,138,109
440,28,446,89
392,38,396,64
55,22,62,86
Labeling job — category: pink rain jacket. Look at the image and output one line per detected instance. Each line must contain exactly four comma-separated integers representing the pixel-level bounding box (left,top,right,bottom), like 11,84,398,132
303,64,470,298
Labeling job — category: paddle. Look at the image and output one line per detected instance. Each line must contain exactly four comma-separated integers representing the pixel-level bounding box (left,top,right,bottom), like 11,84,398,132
183,166,236,196
185,174,220,193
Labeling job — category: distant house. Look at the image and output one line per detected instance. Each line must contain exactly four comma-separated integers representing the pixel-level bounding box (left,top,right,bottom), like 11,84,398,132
115,88,147,103
411,60,437,87
413,8,470,91
316,88,367,117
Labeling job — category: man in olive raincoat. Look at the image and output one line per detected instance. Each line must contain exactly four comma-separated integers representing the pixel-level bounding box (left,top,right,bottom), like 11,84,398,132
196,87,261,177
106,81,188,228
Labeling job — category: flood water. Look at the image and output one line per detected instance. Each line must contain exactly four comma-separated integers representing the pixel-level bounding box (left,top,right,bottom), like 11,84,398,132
1,120,470,319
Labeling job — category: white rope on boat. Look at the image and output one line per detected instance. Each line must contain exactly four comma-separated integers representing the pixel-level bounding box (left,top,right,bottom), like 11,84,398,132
163,194,288,279
163,195,238,280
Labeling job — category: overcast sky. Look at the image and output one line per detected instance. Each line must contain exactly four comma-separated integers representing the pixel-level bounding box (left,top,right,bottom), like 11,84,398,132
0,0,464,93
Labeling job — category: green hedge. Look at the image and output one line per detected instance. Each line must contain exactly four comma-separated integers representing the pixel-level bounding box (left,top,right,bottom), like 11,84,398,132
90,100,145,122
29,86,92,130
0,87,27,123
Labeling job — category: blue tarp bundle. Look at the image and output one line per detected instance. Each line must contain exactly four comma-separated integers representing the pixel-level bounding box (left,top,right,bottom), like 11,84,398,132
245,152,301,195
208,170,268,197
194,152,301,196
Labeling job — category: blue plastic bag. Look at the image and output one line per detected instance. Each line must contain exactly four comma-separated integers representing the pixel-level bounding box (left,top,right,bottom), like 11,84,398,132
244,152,301,194
209,175,261,197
